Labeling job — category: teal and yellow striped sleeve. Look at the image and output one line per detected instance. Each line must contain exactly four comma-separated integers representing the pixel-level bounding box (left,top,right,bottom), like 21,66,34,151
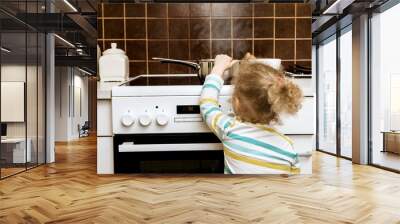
199,74,233,140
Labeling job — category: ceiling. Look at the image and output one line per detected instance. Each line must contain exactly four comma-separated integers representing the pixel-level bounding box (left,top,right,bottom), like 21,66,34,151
0,0,97,73
0,0,96,14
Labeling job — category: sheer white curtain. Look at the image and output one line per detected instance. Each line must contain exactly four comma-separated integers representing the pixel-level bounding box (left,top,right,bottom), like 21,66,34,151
340,29,352,158
318,37,337,154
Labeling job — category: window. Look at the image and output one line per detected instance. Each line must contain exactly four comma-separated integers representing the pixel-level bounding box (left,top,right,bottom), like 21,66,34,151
0,1,47,179
339,28,352,158
317,25,353,158
370,3,400,171
317,36,337,154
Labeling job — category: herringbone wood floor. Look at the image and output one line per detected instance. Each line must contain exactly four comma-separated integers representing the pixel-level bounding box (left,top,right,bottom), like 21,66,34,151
1,136,400,224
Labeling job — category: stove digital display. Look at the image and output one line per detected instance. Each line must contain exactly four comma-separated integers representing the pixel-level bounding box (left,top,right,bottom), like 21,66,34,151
177,105,200,114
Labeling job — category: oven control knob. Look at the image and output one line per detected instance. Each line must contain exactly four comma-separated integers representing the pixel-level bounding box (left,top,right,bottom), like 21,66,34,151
121,113,135,127
139,114,152,126
156,114,169,126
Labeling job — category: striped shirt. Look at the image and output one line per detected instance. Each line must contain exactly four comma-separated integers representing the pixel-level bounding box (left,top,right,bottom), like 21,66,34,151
200,74,300,174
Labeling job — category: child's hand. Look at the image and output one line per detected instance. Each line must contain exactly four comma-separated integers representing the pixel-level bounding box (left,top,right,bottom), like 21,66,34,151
211,54,233,77
243,52,256,60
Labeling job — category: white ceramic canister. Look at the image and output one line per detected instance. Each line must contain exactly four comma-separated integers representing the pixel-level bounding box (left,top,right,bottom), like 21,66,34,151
99,43,129,82
250,58,282,70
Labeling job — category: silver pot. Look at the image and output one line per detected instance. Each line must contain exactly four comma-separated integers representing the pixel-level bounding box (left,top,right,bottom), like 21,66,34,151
152,57,298,84
152,57,238,83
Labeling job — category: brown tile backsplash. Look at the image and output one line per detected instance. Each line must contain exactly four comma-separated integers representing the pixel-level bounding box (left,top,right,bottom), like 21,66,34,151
296,40,312,59
147,19,168,39
275,19,295,38
233,19,252,38
296,18,312,38
190,19,210,39
126,19,146,39
275,40,294,59
148,41,168,59
211,19,231,39
231,4,252,17
103,19,124,39
129,62,147,77
97,19,103,39
254,18,273,38
211,3,231,17
190,40,211,60
190,3,211,17
103,3,124,17
296,4,312,17
212,40,232,58
169,40,190,60
147,3,167,18
275,3,295,17
169,19,189,39
254,40,274,58
233,40,253,59
99,3,311,84
254,4,274,17
168,3,190,17
148,62,169,75
125,4,145,17
126,41,146,60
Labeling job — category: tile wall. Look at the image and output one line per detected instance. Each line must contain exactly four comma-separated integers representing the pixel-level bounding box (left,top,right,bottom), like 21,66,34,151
98,3,311,84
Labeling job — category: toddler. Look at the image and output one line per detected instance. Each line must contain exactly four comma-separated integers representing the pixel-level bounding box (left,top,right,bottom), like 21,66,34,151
200,54,303,174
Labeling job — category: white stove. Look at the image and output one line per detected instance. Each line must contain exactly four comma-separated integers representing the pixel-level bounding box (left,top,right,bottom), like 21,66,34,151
103,74,314,173
110,75,228,172
112,85,232,155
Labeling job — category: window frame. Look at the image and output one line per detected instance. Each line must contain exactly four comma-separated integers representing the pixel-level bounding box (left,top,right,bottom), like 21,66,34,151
315,24,353,160
367,0,400,173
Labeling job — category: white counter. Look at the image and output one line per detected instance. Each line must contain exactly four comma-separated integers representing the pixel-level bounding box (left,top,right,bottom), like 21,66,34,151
97,81,123,99
97,81,122,174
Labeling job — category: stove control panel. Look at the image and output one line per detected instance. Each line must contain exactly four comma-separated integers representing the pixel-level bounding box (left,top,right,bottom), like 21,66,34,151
138,114,152,126
120,112,135,127
156,114,169,126
112,95,232,134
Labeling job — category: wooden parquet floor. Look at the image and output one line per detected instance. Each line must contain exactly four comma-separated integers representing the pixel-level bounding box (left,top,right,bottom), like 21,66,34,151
1,135,400,224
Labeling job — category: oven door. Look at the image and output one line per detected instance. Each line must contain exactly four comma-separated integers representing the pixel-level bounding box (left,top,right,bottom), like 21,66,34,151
113,133,224,173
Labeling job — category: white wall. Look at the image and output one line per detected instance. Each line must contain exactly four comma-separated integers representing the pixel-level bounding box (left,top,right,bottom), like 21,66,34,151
1,65,37,138
1,63,46,164
70,73,89,139
55,67,89,141
55,66,70,141
1,65,26,139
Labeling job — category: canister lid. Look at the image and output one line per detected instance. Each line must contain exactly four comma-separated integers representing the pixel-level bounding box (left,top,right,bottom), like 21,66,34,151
103,43,126,55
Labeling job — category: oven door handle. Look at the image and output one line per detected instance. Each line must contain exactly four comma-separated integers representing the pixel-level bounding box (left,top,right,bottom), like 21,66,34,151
119,143,222,152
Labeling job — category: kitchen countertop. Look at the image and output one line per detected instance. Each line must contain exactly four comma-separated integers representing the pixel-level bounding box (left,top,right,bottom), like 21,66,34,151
97,81,124,100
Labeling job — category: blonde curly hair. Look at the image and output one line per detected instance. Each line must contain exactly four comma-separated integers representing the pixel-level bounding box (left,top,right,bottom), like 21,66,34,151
231,57,303,125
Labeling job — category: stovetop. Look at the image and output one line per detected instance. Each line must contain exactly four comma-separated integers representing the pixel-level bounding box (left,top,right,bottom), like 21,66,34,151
127,74,202,86
124,73,236,86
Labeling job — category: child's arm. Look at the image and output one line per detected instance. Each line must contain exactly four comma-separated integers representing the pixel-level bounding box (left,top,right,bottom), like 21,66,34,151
200,55,234,139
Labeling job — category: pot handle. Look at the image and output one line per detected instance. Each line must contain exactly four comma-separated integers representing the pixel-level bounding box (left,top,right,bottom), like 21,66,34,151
152,57,200,71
